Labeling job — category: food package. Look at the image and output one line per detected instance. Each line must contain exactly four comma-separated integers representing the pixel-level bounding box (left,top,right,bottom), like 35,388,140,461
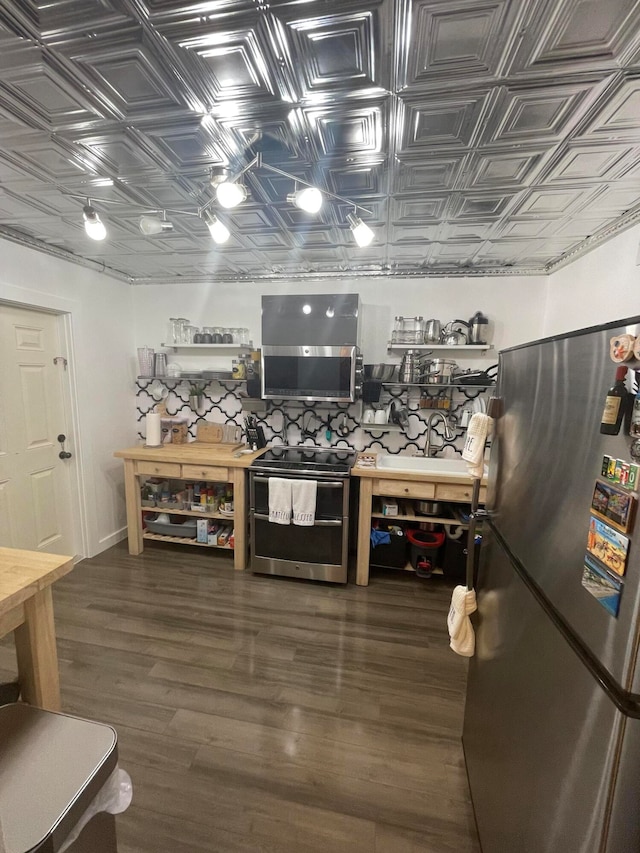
610,334,636,362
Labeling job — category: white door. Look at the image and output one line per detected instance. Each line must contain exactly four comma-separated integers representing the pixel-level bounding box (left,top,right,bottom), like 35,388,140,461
0,304,75,554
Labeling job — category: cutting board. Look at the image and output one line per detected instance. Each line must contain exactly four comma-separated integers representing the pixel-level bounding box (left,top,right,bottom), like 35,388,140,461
197,422,243,446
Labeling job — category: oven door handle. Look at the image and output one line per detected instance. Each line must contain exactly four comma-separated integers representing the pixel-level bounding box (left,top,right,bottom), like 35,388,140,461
252,475,344,489
253,512,342,527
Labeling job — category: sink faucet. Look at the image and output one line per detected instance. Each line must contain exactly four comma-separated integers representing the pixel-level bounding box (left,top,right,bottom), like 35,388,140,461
423,411,455,457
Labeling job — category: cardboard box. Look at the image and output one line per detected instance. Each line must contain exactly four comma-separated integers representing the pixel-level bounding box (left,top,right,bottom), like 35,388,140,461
196,518,208,543
382,499,398,516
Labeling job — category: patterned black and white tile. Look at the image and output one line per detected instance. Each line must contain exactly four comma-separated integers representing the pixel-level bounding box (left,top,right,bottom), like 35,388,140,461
135,380,490,456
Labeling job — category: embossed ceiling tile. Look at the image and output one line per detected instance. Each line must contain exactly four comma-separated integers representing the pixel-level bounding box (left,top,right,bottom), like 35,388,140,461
290,228,340,248
447,189,518,220
494,218,555,238
391,195,448,222
474,239,540,263
389,223,440,242
0,55,108,130
305,102,386,157
398,88,493,152
615,148,640,183
484,80,608,145
73,129,169,178
509,185,600,218
36,0,132,42
398,0,522,89
553,216,612,238
60,37,187,121
393,155,465,192
161,17,279,107
245,230,294,250
326,160,388,197
3,135,94,181
279,0,388,95
538,141,633,184
505,0,640,78
146,119,227,169
460,147,550,189
439,220,495,240
431,239,483,261
226,206,280,231
577,77,640,141
579,185,640,216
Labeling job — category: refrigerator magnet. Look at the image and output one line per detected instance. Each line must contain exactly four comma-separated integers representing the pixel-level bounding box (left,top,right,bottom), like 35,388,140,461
586,516,630,577
581,554,622,617
591,481,636,534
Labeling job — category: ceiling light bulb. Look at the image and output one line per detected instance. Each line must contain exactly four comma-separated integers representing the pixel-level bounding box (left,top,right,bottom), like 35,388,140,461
347,213,374,248
139,215,173,235
203,210,230,244
215,181,247,209
82,205,106,240
287,187,323,214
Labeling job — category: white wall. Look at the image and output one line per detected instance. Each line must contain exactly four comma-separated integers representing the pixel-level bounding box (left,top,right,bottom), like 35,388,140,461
543,224,640,336
132,274,549,365
0,239,137,558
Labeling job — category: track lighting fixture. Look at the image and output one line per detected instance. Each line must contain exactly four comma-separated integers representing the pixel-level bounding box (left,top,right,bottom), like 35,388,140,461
82,204,106,240
347,213,374,248
215,180,247,209
202,210,230,244
287,186,323,214
139,213,173,235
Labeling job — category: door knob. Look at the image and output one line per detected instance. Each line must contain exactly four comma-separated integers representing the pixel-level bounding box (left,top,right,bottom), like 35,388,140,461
58,434,72,460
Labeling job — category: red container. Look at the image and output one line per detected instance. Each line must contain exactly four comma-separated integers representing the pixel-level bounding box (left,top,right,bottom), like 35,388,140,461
406,529,445,577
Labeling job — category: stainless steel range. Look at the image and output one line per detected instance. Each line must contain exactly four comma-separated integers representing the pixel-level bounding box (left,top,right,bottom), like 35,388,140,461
249,446,356,583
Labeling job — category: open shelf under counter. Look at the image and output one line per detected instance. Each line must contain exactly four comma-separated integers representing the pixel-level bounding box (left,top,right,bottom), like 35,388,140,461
142,506,235,521
143,532,233,550
371,499,469,526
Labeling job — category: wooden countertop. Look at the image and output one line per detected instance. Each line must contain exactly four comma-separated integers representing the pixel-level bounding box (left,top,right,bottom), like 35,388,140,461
350,454,488,485
0,548,74,616
114,443,268,468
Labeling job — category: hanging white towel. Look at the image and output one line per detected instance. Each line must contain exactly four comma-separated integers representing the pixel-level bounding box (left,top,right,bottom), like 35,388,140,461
292,479,317,526
448,584,478,657
462,413,491,479
268,477,292,525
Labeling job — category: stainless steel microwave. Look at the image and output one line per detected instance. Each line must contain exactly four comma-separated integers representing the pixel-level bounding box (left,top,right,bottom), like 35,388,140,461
261,345,363,403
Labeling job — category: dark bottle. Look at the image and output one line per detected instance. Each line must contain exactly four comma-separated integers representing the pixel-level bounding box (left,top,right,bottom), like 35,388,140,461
600,366,629,435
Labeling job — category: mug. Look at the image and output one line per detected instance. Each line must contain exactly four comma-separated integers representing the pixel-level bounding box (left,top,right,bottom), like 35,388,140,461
363,408,375,423
374,409,387,424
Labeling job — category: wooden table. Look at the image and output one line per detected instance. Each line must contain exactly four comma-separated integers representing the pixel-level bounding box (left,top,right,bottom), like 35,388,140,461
114,443,267,571
0,547,74,711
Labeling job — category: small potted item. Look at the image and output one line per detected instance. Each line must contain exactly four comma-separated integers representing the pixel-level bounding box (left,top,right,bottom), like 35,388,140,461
188,382,206,412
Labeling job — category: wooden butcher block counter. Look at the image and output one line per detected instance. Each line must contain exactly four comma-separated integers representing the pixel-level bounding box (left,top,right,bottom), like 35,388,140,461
114,443,267,571
351,455,488,586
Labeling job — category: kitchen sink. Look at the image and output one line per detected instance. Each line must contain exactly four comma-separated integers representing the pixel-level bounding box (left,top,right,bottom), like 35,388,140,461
376,455,487,477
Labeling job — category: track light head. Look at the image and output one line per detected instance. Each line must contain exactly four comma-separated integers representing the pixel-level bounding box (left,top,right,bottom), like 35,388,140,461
202,209,230,244
82,204,106,240
215,180,247,209
347,213,374,248
139,214,174,236
287,186,323,214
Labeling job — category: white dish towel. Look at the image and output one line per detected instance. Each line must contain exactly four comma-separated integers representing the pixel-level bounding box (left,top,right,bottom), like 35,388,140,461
268,477,292,525
448,585,478,657
292,479,317,526
462,412,491,479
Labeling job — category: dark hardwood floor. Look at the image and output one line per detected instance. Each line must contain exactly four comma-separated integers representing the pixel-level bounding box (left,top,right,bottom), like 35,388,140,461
0,541,480,853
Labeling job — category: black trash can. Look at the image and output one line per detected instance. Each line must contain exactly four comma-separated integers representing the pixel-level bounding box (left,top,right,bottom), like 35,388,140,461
0,703,128,853
369,524,408,568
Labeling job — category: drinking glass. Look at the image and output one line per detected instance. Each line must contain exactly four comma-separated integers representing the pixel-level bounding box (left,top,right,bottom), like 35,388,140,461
137,347,154,377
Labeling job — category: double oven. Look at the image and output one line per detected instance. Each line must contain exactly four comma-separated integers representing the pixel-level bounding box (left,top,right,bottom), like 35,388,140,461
249,447,355,583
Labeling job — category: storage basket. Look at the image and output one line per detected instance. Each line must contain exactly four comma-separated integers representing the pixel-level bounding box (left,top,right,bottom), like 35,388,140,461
145,517,197,538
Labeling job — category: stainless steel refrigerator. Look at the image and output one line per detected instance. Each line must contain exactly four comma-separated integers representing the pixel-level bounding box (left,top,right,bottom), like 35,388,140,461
463,317,640,853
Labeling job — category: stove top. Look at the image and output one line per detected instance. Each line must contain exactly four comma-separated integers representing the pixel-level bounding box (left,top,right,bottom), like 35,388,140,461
250,445,356,476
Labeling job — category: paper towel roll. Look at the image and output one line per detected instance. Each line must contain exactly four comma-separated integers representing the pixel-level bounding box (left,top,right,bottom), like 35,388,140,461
146,412,161,447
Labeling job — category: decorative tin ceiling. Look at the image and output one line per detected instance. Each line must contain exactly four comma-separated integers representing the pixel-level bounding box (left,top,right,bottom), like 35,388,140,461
0,0,639,282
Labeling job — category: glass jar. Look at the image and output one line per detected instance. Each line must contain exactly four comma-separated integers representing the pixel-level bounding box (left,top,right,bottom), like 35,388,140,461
175,318,190,344
201,326,214,344
183,325,198,344
167,318,179,345
212,327,223,344
222,328,233,344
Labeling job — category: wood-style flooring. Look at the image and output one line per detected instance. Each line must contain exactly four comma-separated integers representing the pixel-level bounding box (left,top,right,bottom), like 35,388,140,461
0,541,480,853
